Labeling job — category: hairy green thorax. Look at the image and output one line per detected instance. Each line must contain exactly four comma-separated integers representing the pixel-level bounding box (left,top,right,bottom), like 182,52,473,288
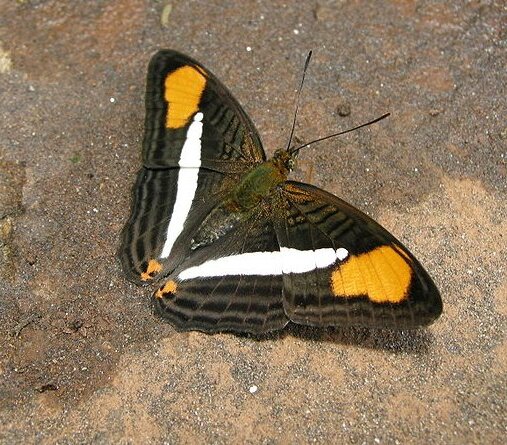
232,150,293,211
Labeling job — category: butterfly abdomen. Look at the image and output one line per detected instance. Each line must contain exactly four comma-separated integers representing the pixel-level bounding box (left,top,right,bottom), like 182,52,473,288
190,202,242,250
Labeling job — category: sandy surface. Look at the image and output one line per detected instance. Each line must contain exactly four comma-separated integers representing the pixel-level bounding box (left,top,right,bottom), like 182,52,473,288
0,1,505,444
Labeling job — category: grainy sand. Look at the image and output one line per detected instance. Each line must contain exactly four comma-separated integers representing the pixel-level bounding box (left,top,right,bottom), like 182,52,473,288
0,1,505,443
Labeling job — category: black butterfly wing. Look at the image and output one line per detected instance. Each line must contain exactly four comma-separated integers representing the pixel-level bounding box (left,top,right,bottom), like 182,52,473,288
143,50,265,169
153,209,288,334
119,50,265,285
274,181,442,329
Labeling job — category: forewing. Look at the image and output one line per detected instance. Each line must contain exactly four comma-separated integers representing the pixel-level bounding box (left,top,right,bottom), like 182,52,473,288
143,49,265,170
153,210,288,334
275,181,442,329
120,50,265,284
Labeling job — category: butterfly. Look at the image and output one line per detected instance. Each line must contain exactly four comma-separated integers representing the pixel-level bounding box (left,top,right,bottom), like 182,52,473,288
119,49,442,334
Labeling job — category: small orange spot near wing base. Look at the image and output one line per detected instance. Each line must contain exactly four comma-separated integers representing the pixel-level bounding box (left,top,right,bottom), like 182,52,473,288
331,245,412,303
155,280,177,299
141,259,163,281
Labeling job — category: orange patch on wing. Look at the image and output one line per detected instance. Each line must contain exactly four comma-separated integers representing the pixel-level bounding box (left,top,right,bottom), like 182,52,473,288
331,245,412,303
155,280,177,299
164,65,206,128
141,259,162,281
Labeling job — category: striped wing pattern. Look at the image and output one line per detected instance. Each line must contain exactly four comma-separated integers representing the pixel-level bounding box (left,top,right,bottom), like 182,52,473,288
154,211,288,334
119,168,231,284
143,50,265,169
275,181,442,329
119,50,265,284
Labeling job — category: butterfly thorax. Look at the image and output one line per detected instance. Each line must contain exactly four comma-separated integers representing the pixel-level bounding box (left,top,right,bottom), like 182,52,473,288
190,151,292,250
232,151,291,211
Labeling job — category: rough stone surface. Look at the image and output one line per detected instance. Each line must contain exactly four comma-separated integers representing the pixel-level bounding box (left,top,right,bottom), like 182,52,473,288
0,1,505,444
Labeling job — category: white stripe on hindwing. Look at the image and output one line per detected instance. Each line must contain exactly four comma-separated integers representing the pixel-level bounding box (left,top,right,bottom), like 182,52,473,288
161,112,204,259
177,247,349,280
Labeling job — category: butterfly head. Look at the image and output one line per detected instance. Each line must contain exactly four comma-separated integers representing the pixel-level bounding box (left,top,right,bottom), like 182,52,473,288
273,148,296,174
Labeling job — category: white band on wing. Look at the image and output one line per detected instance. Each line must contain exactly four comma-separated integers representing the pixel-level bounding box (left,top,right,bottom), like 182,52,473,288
177,247,349,280
161,112,204,259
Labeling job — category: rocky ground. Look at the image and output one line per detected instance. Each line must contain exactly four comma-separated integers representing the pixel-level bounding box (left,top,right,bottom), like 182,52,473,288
0,1,505,443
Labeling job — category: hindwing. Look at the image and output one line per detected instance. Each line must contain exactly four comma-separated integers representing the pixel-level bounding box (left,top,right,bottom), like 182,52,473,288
154,208,287,334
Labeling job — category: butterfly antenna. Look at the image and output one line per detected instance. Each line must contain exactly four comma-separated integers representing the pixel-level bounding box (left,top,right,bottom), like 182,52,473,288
286,50,313,152
289,112,391,155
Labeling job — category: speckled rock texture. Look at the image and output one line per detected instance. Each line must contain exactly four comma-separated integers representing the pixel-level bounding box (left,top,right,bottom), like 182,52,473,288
0,1,505,443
